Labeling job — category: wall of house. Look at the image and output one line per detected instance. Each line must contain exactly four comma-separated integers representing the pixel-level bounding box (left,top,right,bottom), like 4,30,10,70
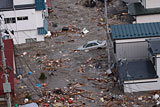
136,14,160,23
116,41,148,61
115,37,160,61
0,9,45,44
1,9,44,31
11,30,45,44
14,0,35,5
146,0,160,9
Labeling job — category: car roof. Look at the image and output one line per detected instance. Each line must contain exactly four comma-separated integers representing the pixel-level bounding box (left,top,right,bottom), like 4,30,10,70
87,40,98,43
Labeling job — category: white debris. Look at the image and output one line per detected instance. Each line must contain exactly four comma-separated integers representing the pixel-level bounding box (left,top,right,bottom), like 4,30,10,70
24,98,29,103
106,69,112,75
153,94,159,100
82,28,89,34
23,52,27,56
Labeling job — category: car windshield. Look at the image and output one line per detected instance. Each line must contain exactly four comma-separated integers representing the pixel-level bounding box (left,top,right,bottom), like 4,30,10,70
83,44,88,48
97,40,103,44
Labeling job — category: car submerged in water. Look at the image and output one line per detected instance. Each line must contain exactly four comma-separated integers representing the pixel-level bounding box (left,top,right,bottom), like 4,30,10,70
77,40,107,51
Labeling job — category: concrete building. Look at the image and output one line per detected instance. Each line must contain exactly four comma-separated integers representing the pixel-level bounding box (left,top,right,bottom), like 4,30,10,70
128,0,160,23
0,0,48,44
111,22,160,92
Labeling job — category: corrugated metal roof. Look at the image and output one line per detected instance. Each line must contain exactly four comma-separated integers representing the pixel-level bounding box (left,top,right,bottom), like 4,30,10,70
0,0,13,10
35,0,46,10
111,22,160,40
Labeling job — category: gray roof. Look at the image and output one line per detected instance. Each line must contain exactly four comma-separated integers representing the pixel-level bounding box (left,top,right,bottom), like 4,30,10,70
118,60,158,82
111,22,160,40
148,39,160,55
0,0,13,10
128,3,160,16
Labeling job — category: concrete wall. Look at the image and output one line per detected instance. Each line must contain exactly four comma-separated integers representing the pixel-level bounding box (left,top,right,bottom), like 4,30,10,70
14,0,35,5
136,14,160,23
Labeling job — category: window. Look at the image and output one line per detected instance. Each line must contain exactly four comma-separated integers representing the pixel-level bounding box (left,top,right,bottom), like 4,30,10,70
17,16,28,21
86,43,93,48
4,17,16,24
26,38,37,43
92,43,98,46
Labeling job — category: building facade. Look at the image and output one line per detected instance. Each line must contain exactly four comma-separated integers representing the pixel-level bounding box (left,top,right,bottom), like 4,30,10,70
128,0,160,23
0,0,48,44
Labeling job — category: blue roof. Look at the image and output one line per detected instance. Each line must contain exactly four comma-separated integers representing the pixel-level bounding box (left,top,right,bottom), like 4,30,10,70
35,0,46,10
111,22,160,40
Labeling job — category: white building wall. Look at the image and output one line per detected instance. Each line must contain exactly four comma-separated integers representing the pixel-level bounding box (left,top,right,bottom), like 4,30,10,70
0,9,45,44
36,11,44,28
11,30,45,44
116,41,148,60
14,0,35,5
124,79,160,92
136,14,160,23
115,37,160,61
146,0,160,9
1,9,44,31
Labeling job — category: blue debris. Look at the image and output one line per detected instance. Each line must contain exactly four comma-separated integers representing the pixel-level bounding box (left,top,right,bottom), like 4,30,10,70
28,72,32,75
36,84,42,87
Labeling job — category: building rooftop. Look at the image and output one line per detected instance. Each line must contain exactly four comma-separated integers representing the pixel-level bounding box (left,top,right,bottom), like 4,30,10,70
148,39,160,55
0,0,13,10
128,3,160,16
111,22,160,40
118,60,158,82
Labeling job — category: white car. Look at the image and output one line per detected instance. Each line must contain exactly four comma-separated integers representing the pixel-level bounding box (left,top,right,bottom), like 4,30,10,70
77,40,107,51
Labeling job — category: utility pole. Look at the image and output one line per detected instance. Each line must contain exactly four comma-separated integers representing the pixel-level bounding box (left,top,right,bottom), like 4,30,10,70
105,0,112,72
0,19,12,107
